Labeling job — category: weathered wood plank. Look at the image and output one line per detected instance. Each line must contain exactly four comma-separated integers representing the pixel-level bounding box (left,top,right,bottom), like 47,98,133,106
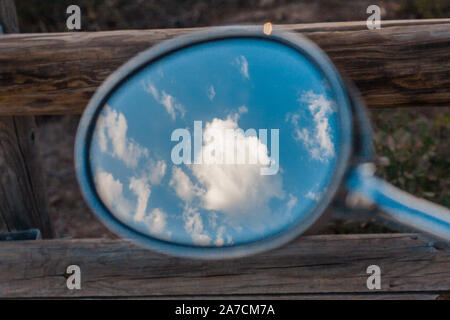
0,19,449,115
0,0,53,237
0,233,448,298
0,0,18,33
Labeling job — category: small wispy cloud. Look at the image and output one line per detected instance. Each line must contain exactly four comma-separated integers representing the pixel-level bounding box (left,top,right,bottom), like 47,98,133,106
208,85,216,101
238,105,248,114
288,91,335,162
286,193,298,212
143,81,185,120
94,171,132,220
236,55,249,79
183,206,211,246
95,168,169,237
144,208,167,235
129,176,151,222
305,191,321,201
95,105,148,168
148,159,167,185
128,159,167,222
169,166,201,203
214,225,226,246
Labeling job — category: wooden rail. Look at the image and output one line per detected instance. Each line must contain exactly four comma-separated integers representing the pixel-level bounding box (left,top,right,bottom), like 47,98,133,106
0,0,53,237
0,233,449,299
0,19,449,115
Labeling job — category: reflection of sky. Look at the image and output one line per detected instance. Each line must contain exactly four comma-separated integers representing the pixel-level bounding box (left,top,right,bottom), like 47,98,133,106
89,38,340,247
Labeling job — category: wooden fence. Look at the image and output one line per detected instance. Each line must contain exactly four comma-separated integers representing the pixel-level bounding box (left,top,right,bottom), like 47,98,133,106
0,0,449,299
0,19,449,115
1,233,449,299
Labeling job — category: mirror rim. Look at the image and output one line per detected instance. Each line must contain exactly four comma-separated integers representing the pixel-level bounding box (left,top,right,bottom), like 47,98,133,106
75,26,354,259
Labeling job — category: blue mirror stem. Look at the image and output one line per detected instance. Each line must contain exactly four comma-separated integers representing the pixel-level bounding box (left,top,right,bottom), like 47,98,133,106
346,164,450,241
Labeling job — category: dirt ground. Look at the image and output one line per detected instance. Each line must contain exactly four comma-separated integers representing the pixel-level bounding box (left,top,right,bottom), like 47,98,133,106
19,0,449,238
36,115,114,238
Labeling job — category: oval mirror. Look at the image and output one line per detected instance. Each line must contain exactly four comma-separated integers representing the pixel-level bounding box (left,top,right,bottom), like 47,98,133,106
76,27,353,258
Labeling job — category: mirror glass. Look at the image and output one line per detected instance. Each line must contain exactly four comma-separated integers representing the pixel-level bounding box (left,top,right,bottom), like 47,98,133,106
88,38,341,247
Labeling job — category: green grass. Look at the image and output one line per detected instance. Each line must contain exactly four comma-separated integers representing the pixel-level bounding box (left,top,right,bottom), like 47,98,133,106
372,108,449,207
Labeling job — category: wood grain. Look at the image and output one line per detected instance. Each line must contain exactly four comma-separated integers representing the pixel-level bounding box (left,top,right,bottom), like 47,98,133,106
0,0,18,33
0,0,53,237
0,233,448,298
0,19,448,115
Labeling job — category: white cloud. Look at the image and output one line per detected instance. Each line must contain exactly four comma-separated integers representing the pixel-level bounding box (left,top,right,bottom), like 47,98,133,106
144,208,167,235
128,170,170,236
170,113,284,222
128,159,167,222
143,81,185,120
129,176,151,222
95,105,148,168
94,105,167,181
168,113,286,243
145,82,159,99
208,85,216,101
238,105,248,114
288,91,335,162
161,92,184,120
236,55,249,79
214,226,226,246
286,193,298,212
148,159,167,185
95,171,168,236
93,106,170,237
183,206,211,246
169,113,285,243
169,166,201,203
192,115,284,217
94,171,132,220
305,191,321,201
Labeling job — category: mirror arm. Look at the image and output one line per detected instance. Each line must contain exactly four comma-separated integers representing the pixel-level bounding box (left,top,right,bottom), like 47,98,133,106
346,164,450,241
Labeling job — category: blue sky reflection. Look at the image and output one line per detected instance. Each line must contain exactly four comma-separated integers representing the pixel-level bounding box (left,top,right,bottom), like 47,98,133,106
89,38,340,247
